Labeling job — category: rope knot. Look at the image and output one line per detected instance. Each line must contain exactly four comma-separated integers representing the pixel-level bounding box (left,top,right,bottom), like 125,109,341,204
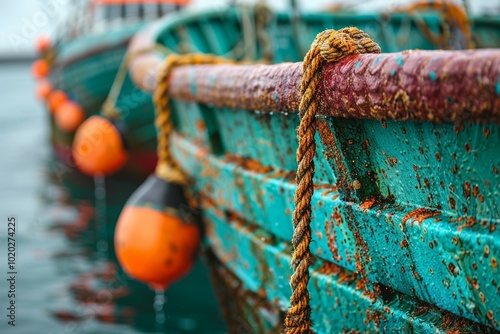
319,27,381,63
285,27,380,334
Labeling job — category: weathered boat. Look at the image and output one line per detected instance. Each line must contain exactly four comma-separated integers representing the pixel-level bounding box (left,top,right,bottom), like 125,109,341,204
61,1,500,179
116,3,500,333
33,0,187,175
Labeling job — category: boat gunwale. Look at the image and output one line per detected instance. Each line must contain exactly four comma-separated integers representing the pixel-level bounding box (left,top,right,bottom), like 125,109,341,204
126,8,500,124
128,40,500,123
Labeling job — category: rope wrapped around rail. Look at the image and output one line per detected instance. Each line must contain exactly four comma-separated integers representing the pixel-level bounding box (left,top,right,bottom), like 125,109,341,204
162,50,500,123
153,54,232,184
283,27,380,334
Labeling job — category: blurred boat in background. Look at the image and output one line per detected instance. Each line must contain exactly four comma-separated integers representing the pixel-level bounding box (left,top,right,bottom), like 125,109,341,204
34,0,189,177
37,0,500,180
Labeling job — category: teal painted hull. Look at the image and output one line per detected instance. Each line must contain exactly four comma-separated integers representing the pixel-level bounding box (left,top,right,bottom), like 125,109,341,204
104,8,499,177
136,6,500,333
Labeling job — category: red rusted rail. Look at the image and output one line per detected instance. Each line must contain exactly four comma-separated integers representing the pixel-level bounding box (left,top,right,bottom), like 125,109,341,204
129,26,500,123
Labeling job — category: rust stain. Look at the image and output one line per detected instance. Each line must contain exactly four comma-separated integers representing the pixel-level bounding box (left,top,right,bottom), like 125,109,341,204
447,263,457,276
485,245,490,258
359,197,376,211
388,156,398,167
413,305,431,317
321,185,339,196
402,208,441,226
195,119,206,132
317,261,357,286
224,153,273,174
457,217,476,231
449,197,456,210
441,314,484,333
473,185,479,198
365,309,387,328
317,119,352,197
332,208,342,227
325,219,341,261
479,292,486,303
463,181,471,198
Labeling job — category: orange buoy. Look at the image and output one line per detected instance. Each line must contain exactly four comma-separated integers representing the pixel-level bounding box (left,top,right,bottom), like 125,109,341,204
55,101,85,132
35,79,53,101
47,90,68,114
35,35,51,53
72,115,128,176
32,59,50,79
115,176,201,290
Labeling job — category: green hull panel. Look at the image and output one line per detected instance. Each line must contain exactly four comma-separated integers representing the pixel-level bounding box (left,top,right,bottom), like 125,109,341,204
142,6,500,332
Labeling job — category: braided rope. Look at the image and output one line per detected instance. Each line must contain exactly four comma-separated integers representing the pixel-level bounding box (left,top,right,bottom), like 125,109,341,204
284,28,380,334
153,54,233,184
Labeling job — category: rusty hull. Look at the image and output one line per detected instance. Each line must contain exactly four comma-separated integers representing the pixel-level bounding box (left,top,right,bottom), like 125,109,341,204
164,50,500,123
127,22,500,332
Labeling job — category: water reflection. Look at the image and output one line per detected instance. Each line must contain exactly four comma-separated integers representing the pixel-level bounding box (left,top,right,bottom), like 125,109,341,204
42,163,227,333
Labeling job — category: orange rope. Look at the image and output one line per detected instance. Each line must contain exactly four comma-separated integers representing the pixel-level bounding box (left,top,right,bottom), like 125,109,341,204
284,28,380,334
153,54,233,184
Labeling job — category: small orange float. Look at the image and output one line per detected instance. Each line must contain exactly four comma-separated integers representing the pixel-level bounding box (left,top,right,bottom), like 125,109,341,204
55,101,85,132
32,59,50,78
47,90,68,114
72,115,128,176
115,176,201,290
35,35,52,53
35,80,53,101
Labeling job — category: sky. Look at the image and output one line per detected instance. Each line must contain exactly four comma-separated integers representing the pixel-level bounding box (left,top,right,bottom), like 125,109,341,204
0,0,498,57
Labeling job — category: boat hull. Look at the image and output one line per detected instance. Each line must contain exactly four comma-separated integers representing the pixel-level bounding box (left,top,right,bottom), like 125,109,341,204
126,6,500,332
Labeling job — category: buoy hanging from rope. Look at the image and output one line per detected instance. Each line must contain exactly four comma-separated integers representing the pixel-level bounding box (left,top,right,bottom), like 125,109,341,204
70,45,173,177
36,79,53,101
47,90,68,114
35,35,52,54
70,48,140,177
115,175,201,290
32,59,50,79
55,101,85,132
72,115,128,176
114,54,227,290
